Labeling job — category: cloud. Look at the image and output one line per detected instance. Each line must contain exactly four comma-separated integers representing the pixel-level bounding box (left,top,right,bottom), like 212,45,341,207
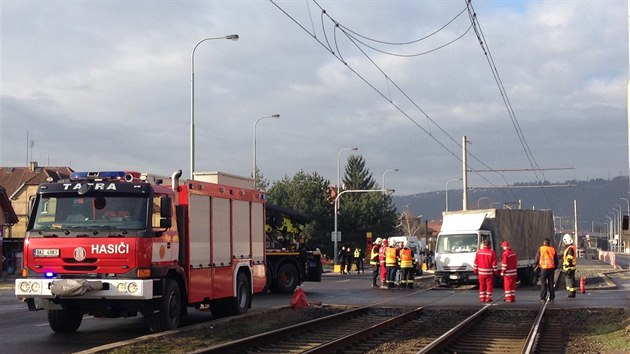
1,1,627,197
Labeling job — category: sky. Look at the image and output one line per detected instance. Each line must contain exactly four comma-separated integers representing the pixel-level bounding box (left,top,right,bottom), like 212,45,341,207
1,0,628,196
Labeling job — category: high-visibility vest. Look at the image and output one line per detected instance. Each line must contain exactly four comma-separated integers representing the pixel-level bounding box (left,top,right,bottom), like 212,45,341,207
354,248,361,259
538,245,556,269
563,245,577,271
379,245,387,266
400,248,414,268
370,245,379,265
385,246,398,266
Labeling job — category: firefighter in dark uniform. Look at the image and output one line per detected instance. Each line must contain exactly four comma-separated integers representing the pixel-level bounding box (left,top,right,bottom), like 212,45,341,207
562,233,578,298
354,246,364,274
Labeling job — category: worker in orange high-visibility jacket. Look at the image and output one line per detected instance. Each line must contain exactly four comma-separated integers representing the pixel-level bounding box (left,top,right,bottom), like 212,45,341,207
378,239,388,288
473,239,498,302
385,239,398,289
399,241,416,289
500,241,518,302
535,237,558,302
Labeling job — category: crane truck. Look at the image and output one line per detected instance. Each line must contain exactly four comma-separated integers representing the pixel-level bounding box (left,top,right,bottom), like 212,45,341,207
15,170,270,333
434,208,554,286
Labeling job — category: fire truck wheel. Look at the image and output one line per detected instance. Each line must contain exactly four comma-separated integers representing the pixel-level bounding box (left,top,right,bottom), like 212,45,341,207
275,263,298,294
47,309,83,333
232,272,251,315
151,279,182,332
211,273,251,318
263,267,272,293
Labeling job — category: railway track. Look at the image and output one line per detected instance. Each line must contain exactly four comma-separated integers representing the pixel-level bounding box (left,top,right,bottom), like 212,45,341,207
418,300,560,354
189,287,561,354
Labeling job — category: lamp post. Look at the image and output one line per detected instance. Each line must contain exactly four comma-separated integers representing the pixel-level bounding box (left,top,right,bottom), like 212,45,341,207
610,210,619,245
333,188,393,264
253,114,280,184
445,178,462,212
605,216,613,249
190,34,239,179
337,147,358,192
617,204,624,252
477,197,489,209
382,169,399,189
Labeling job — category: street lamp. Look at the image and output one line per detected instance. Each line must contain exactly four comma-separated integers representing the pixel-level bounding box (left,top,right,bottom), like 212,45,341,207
477,197,489,209
382,169,399,189
190,34,239,179
333,188,393,264
445,178,462,212
616,204,624,252
337,147,358,193
605,216,613,249
253,114,280,184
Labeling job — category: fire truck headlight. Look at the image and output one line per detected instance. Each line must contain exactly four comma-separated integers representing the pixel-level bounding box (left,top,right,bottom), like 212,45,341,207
31,282,41,293
19,281,31,294
127,282,139,294
116,283,128,293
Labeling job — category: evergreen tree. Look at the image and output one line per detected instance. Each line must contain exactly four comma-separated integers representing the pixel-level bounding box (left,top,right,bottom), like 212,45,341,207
338,155,399,249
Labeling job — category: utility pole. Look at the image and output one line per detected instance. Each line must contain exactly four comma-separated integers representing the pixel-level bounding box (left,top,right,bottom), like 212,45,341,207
462,136,468,211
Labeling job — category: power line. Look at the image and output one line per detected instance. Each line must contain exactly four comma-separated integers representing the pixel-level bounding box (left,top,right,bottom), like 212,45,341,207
269,0,522,202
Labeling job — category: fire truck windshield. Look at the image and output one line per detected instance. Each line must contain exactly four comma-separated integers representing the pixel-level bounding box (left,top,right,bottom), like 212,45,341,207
31,194,148,233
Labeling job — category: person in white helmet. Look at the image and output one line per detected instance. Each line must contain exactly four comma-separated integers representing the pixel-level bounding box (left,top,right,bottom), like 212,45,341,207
562,233,578,298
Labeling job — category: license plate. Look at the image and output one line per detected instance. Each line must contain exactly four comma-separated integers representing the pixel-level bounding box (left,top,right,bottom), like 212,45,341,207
34,249,60,257
449,274,461,280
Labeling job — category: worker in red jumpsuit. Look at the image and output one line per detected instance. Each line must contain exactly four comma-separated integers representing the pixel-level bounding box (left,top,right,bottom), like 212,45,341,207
473,239,498,303
500,241,518,302
378,239,388,289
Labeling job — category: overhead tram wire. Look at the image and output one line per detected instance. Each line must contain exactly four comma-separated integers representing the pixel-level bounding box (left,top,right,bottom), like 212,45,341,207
343,23,474,58
270,0,518,200
322,6,517,196
274,0,513,197
466,1,544,182
465,0,554,205
337,6,469,46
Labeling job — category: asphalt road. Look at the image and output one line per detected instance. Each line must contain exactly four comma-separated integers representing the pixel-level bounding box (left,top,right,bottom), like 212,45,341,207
0,258,628,354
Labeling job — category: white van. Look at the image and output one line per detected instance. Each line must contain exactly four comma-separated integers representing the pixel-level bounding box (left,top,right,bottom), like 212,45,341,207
388,236,426,275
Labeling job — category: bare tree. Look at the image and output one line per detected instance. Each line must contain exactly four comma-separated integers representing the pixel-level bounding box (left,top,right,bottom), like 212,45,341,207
399,209,422,236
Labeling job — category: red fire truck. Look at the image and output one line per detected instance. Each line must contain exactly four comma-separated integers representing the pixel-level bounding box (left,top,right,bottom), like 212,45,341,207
15,170,267,333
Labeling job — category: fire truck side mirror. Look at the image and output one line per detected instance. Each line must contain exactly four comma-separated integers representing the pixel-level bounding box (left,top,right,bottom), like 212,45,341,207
160,218,172,229
623,215,628,231
160,196,172,218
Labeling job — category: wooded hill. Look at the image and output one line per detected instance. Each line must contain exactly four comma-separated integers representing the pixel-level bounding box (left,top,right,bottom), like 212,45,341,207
393,176,629,234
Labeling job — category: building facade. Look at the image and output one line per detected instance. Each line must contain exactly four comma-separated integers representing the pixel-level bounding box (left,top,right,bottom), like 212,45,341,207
0,162,73,274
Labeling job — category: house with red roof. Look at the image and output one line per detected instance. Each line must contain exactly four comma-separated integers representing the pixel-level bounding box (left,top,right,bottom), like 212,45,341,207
0,162,73,274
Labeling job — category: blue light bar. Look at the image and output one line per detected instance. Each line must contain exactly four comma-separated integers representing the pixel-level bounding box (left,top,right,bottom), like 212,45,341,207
70,171,140,182
45,272,55,278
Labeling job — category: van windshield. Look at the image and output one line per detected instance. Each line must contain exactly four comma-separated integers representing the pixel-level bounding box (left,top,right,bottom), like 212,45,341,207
436,234,479,254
